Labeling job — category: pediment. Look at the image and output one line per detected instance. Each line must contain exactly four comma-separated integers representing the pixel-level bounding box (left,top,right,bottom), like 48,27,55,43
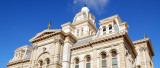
29,29,61,43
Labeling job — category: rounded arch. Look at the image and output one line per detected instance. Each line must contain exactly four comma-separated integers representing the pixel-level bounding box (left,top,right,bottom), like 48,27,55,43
45,58,50,64
73,57,80,62
108,24,112,30
84,54,91,59
73,57,80,68
99,51,107,56
109,49,117,53
37,52,51,60
84,55,91,62
109,49,118,57
102,26,106,28
36,52,51,68
102,26,106,32
108,24,112,27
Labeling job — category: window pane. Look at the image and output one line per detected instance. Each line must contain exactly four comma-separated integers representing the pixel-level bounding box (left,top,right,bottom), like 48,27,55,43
112,58,117,68
102,53,106,59
109,26,112,30
75,65,79,68
112,65,118,68
102,60,106,68
112,58,117,64
86,63,90,68
112,51,117,57
103,28,106,32
86,56,91,62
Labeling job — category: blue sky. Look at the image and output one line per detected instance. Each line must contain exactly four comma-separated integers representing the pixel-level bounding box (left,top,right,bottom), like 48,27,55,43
0,0,160,68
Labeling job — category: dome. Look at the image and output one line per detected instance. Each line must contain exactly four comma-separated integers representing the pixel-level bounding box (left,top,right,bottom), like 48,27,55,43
81,7,89,12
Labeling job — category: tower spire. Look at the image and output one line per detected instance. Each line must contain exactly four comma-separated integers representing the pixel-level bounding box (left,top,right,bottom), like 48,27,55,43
48,21,51,30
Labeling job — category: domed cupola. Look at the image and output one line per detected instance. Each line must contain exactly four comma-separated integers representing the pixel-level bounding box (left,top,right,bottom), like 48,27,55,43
71,6,98,40
81,7,89,12
73,6,90,23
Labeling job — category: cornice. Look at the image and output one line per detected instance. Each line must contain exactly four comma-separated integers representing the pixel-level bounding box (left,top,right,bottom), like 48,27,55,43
61,22,75,28
14,45,32,52
99,14,119,25
5,59,30,67
65,32,77,43
30,29,66,43
133,38,149,45
70,31,137,57
71,32,124,50
73,18,98,31
133,38,155,56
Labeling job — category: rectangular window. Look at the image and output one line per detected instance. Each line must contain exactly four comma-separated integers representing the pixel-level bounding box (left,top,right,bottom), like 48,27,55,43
86,63,90,68
102,60,107,68
112,58,117,68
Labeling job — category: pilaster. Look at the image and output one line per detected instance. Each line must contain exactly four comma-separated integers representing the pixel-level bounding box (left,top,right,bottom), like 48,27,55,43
62,37,73,68
119,43,126,68
54,39,63,68
92,50,97,68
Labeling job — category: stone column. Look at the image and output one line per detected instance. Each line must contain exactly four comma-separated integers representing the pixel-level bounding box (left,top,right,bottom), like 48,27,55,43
62,37,73,68
54,39,62,65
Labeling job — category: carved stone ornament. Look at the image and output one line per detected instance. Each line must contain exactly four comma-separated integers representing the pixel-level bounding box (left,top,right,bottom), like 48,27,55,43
54,39,64,45
43,47,46,52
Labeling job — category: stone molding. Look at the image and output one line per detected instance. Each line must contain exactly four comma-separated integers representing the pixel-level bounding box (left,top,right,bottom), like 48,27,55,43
5,59,30,67
133,38,155,56
61,22,75,28
71,31,137,57
72,18,98,31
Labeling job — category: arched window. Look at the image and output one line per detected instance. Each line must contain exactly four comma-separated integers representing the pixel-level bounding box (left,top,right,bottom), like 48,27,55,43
45,58,50,64
75,58,79,68
137,65,141,68
100,52,107,68
39,60,43,67
85,55,91,68
109,25,112,30
111,51,118,68
103,26,106,32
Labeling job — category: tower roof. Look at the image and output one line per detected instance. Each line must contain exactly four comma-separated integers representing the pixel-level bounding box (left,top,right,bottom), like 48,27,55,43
81,7,89,12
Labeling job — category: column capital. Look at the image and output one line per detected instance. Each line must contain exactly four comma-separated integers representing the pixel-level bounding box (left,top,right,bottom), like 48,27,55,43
64,37,74,45
54,39,64,45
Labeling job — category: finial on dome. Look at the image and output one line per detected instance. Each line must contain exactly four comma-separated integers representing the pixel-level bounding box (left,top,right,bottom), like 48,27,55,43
84,3,87,7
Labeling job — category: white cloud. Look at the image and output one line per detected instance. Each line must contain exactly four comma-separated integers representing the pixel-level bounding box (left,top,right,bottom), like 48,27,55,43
73,0,109,15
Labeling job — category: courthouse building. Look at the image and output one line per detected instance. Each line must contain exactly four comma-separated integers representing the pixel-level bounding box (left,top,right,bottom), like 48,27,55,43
6,6,155,68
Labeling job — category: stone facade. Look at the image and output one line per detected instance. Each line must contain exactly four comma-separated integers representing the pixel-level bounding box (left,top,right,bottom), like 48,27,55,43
6,6,155,68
